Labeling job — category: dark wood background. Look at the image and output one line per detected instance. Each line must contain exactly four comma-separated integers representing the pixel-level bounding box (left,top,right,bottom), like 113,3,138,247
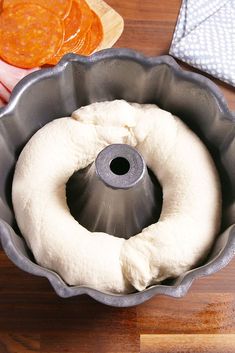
1,1,235,352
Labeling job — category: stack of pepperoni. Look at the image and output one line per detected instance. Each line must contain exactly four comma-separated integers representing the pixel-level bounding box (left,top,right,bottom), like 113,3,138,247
0,0,103,68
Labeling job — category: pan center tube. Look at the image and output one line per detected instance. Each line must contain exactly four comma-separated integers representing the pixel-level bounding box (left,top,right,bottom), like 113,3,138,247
66,144,162,239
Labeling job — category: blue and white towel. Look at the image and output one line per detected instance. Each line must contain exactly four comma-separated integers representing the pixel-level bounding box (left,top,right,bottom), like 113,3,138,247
169,0,235,86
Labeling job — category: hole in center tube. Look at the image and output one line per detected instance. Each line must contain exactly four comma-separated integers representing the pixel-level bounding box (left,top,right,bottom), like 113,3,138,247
110,157,130,175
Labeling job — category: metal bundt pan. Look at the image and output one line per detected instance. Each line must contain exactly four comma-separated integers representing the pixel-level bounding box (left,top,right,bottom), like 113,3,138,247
0,49,234,307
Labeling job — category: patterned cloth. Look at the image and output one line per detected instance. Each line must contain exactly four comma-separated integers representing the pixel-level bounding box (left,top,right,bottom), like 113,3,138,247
169,0,235,86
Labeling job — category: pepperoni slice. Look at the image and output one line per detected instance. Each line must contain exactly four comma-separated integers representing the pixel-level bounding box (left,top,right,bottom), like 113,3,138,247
62,0,93,46
3,0,72,19
0,3,64,68
47,0,93,65
76,31,91,55
86,10,103,54
47,34,85,65
75,0,93,36
76,10,103,56
64,0,82,42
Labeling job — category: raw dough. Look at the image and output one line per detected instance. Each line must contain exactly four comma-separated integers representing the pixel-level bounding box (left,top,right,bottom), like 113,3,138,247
12,100,221,293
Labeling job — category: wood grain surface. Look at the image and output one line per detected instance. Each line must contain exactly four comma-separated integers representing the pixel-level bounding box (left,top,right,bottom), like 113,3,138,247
0,1,235,352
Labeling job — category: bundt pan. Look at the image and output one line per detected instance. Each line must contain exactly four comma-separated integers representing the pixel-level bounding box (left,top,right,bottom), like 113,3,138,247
0,49,234,307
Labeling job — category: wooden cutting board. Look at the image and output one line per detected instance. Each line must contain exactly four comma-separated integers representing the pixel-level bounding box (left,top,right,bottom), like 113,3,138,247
87,0,124,51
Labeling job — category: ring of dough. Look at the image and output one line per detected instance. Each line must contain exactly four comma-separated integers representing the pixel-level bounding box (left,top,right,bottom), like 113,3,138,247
12,100,221,293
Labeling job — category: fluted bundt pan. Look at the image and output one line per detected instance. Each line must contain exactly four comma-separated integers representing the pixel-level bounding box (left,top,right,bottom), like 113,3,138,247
0,49,234,307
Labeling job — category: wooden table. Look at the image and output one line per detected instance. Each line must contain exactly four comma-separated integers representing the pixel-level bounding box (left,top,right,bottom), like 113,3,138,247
0,1,235,352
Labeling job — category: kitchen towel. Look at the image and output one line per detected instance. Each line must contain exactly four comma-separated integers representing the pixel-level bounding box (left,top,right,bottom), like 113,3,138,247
169,0,235,86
